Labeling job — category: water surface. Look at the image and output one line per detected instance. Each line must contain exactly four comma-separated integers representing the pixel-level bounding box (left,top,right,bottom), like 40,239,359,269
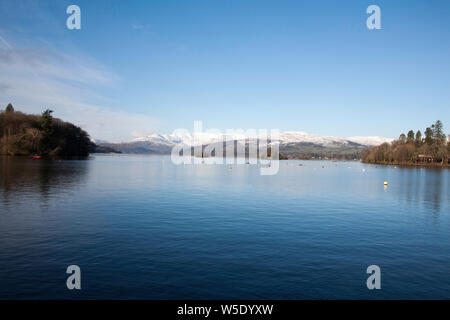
0,155,449,299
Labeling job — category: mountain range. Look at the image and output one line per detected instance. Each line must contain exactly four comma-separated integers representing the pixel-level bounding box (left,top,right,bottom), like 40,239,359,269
94,132,393,160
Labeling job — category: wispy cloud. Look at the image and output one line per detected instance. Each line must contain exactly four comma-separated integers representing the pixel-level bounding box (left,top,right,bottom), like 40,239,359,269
0,35,160,143
0,47,118,85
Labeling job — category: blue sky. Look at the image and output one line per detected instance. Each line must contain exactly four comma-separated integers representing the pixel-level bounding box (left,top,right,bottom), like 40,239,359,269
0,0,449,142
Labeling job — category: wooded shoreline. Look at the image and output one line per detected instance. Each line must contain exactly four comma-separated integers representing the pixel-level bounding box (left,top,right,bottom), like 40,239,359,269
361,120,449,168
0,104,92,157
361,160,449,168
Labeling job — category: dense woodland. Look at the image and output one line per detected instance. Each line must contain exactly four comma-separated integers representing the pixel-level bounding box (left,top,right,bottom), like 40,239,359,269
0,104,93,157
361,120,449,166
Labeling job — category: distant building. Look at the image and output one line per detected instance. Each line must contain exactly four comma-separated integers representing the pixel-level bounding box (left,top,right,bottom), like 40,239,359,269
416,154,433,163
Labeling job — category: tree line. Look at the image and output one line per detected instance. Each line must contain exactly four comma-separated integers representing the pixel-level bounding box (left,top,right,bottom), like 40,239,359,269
0,104,93,157
361,120,449,166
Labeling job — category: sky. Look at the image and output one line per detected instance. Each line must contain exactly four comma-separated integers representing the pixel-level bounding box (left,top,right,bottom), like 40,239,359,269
0,0,449,142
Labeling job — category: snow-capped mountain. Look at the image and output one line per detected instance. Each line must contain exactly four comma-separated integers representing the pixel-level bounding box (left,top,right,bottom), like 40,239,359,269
346,136,393,146
128,132,393,147
95,131,393,158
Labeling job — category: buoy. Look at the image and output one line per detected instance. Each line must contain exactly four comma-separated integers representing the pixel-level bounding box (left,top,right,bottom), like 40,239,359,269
384,181,388,186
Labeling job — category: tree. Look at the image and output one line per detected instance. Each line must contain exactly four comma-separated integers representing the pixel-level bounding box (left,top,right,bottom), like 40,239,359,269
5,103,14,113
429,120,446,164
432,120,446,144
40,109,54,148
424,127,434,145
26,128,41,153
407,130,415,143
399,133,406,143
415,130,422,144
41,109,53,133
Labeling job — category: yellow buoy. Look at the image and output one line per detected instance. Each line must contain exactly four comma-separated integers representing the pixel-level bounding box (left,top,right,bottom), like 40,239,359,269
384,181,388,186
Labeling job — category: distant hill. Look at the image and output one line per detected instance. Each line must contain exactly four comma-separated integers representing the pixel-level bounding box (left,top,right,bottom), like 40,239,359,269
98,140,172,155
97,132,393,160
89,143,122,154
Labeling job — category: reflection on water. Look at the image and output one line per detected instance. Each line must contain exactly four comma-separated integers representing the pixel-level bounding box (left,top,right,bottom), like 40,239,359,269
394,165,446,216
0,155,449,299
0,156,90,208
422,169,444,214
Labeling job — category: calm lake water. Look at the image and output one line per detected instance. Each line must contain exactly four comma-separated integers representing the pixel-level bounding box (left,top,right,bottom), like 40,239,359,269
0,155,449,299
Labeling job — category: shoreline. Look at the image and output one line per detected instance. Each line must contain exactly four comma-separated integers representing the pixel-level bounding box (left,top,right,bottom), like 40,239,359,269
3,153,449,168
362,160,449,168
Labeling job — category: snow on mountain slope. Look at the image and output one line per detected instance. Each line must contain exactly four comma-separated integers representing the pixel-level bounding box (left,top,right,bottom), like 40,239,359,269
279,132,350,146
127,132,393,147
131,134,175,145
346,136,394,146
131,132,224,146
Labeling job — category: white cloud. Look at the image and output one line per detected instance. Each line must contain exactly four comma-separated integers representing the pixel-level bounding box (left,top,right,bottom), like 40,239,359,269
0,44,160,143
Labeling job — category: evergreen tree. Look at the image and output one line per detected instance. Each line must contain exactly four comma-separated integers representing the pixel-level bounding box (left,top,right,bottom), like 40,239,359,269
407,130,415,143
424,127,434,145
5,103,14,112
41,110,53,132
40,109,54,148
415,130,422,144
432,120,446,144
399,133,406,143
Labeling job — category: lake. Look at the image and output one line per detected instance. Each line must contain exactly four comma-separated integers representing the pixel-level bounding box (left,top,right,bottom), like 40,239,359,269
0,154,449,299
